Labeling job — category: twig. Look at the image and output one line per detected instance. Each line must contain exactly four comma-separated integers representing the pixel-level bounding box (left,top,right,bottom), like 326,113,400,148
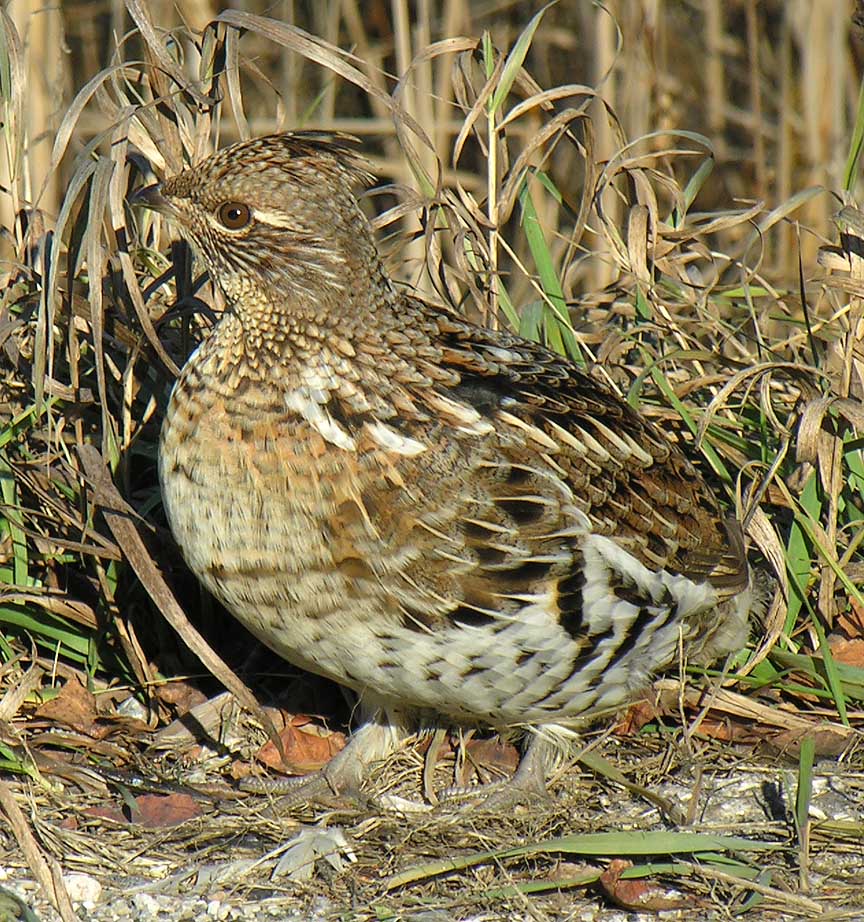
675,859,825,916
0,779,76,922
77,443,285,760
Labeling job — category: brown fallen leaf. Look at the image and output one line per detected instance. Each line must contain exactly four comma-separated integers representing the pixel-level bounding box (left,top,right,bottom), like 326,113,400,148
767,725,851,758
155,679,208,714
837,598,864,638
597,858,692,911
83,804,128,824
229,759,257,781
686,717,739,742
83,792,202,827
457,736,520,785
614,698,661,736
416,732,453,758
828,635,864,668
256,715,346,774
133,793,202,827
35,677,107,739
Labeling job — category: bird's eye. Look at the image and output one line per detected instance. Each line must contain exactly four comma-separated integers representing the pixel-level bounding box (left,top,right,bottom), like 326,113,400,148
216,202,251,230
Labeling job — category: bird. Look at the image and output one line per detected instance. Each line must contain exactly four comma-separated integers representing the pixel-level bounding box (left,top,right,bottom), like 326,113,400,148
133,131,755,804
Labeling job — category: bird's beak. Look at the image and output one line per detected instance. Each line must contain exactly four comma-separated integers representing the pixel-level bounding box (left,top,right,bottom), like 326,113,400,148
130,182,175,216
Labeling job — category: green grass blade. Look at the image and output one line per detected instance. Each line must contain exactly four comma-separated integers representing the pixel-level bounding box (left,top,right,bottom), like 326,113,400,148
843,72,864,191
518,175,584,365
488,4,552,115
0,453,28,585
646,359,732,485
386,830,776,890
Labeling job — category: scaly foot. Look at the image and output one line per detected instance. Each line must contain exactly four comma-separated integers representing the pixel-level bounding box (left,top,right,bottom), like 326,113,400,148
241,711,409,810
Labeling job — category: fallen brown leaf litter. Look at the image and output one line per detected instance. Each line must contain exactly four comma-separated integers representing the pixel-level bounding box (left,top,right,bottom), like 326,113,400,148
2,671,864,919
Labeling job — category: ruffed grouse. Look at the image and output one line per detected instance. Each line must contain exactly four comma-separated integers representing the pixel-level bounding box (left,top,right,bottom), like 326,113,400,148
135,132,754,801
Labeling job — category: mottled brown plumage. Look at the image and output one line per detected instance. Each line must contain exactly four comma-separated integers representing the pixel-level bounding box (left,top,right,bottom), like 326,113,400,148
135,132,754,800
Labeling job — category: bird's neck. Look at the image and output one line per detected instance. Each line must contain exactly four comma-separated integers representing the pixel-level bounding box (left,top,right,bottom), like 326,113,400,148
206,245,439,400
242,270,399,353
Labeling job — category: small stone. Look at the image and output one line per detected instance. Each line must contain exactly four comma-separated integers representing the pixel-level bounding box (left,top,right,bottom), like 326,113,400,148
132,892,160,917
63,872,102,904
207,898,229,919
116,694,148,721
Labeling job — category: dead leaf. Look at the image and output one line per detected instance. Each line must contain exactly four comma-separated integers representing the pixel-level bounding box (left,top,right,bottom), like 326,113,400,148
83,804,128,824
155,679,208,714
229,759,256,781
767,726,851,758
828,635,864,668
614,698,661,736
257,715,346,774
687,718,739,742
462,736,519,777
451,735,520,787
133,793,202,827
83,793,202,827
836,598,864,639
597,859,691,911
416,731,453,759
35,678,107,739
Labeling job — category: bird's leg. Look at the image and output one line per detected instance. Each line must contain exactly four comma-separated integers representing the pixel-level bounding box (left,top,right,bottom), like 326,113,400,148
422,726,449,804
439,730,561,808
241,708,410,810
484,731,557,803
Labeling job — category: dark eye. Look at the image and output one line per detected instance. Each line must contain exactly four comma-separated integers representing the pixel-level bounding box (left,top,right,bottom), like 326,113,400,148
216,202,251,230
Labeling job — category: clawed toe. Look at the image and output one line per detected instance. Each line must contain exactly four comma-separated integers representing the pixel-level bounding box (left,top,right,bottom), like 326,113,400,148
437,732,556,810
242,720,563,816
241,766,362,811
241,712,408,812
437,778,549,811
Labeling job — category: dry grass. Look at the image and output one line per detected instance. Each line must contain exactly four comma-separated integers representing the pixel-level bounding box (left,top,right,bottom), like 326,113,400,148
1,1,864,919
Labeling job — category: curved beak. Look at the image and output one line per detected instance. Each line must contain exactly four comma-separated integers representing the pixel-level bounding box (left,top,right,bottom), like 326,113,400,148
130,182,175,216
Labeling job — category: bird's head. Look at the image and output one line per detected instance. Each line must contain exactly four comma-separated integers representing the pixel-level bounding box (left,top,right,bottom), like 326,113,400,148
133,132,379,310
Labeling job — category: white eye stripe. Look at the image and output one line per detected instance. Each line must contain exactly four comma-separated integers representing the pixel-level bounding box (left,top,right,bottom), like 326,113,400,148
250,207,297,228
204,207,294,230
